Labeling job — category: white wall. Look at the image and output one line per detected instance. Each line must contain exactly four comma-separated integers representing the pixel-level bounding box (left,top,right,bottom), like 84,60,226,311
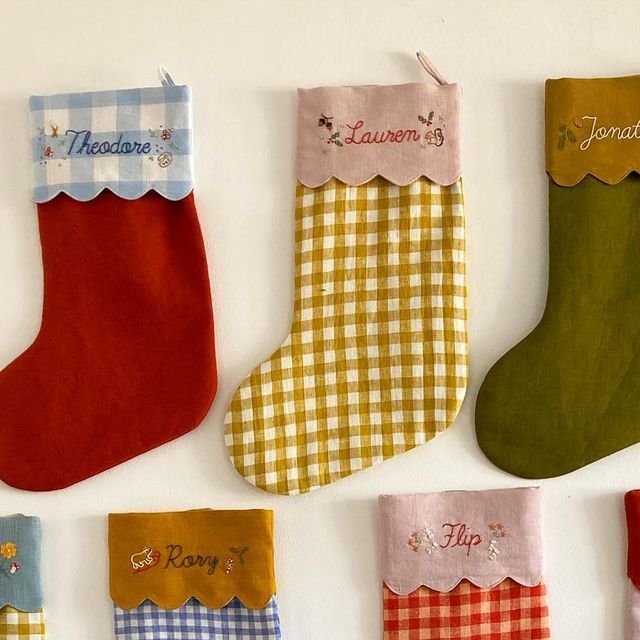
0,1,638,638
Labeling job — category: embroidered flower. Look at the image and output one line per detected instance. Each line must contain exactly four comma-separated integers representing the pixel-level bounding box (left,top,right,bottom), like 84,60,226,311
9,563,20,575
487,522,507,538
225,558,234,574
42,145,54,158
486,523,507,561
408,528,438,554
573,117,583,129
161,128,173,141
1,542,17,559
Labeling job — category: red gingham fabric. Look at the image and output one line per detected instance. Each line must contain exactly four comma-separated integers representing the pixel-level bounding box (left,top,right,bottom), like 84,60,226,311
383,578,550,639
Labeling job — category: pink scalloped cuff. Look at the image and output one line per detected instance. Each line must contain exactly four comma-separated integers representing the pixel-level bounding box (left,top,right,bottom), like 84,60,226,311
297,82,462,187
379,487,543,595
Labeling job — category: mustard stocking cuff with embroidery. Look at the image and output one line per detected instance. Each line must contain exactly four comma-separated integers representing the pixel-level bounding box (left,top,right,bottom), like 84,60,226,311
477,75,640,478
379,488,550,640
109,509,281,640
0,515,46,640
225,52,467,495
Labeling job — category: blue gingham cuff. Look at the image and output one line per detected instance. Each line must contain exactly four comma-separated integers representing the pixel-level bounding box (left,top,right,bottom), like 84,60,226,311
113,597,282,640
29,81,194,203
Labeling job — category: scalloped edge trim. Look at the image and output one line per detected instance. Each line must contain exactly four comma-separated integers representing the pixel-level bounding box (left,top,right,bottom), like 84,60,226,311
383,574,544,595
0,600,44,613
112,590,277,611
33,184,194,204
297,171,463,188
547,167,640,187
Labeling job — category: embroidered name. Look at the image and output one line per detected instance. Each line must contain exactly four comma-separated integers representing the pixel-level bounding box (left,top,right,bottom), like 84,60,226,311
317,113,445,150
579,116,640,151
344,120,421,145
408,522,508,559
66,130,152,156
130,544,250,577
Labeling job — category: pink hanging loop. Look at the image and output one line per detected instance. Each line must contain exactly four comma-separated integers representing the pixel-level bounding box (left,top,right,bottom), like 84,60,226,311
416,51,448,86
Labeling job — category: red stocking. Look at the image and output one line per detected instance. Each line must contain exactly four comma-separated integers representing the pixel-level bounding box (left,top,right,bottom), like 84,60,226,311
0,74,216,490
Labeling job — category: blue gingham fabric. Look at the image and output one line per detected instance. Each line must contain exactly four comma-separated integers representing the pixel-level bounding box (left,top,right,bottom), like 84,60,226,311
113,596,282,640
29,84,193,203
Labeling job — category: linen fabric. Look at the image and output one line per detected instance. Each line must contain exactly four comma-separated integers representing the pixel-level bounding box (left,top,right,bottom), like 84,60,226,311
383,580,550,640
545,76,640,186
379,489,543,593
225,176,467,494
226,57,467,494
113,596,281,640
109,509,276,610
0,607,46,640
0,516,43,612
0,190,216,491
380,488,549,640
0,77,216,491
297,82,462,187
626,491,640,640
476,75,640,479
30,84,193,202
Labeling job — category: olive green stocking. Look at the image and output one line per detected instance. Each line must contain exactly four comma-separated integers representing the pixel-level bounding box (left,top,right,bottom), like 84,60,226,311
476,175,640,477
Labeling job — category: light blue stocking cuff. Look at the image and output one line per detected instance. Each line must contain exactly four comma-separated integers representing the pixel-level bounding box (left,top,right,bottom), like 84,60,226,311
0,515,43,611
29,76,194,203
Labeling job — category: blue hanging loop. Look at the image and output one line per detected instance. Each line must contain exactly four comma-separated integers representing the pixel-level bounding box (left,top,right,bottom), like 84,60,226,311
158,66,176,87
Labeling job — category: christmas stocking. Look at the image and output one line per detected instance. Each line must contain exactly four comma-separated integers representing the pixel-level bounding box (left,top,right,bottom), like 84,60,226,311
626,490,640,639
109,509,281,640
0,515,46,640
476,75,640,478
380,488,551,640
225,52,467,494
0,72,216,490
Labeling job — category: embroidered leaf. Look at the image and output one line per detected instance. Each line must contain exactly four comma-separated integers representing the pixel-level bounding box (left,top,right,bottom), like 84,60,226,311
334,140,343,147
331,132,339,139
229,546,250,564
557,134,566,151
566,128,576,144
418,115,427,123
428,111,434,122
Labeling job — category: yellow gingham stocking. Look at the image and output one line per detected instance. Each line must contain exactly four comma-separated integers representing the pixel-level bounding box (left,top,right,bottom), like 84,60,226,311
225,176,467,494
225,55,467,494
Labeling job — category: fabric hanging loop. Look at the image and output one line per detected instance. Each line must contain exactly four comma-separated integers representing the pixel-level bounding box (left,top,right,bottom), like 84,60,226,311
416,51,448,85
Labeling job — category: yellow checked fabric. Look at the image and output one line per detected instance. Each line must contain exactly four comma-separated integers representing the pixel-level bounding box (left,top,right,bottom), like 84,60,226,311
225,176,467,494
0,607,46,640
